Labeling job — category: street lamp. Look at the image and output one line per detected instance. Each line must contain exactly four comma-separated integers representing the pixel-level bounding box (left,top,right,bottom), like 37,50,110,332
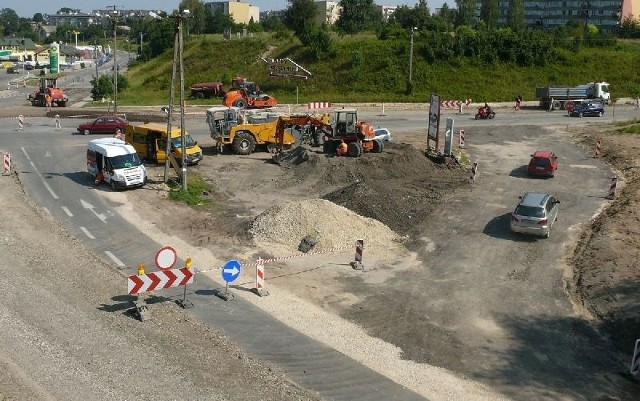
409,27,417,85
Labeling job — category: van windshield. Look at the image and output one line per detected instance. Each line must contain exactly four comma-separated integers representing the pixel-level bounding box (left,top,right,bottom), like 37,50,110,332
110,153,142,169
171,134,196,148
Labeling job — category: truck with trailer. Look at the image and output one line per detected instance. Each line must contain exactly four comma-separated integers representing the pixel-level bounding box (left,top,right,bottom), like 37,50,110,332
536,82,610,111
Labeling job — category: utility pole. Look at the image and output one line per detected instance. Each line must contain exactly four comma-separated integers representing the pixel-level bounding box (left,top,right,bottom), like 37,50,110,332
107,5,118,115
162,10,191,190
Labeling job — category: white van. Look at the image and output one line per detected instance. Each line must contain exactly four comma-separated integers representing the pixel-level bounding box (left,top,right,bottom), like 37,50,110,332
87,138,147,189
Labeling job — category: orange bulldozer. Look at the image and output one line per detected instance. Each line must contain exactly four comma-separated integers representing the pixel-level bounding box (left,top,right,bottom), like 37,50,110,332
222,76,277,109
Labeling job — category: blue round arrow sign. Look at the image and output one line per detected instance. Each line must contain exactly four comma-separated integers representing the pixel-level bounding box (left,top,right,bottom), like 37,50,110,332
222,260,241,283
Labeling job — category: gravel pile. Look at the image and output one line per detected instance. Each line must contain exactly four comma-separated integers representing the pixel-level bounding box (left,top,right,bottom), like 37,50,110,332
248,199,401,251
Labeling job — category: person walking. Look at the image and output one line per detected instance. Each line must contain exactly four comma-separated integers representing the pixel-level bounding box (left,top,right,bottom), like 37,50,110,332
514,95,522,111
45,93,52,110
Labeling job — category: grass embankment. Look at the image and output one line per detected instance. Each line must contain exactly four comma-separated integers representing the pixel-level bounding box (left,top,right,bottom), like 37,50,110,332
118,33,640,105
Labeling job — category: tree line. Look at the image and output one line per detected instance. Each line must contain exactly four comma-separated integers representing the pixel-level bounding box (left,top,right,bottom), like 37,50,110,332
0,0,635,68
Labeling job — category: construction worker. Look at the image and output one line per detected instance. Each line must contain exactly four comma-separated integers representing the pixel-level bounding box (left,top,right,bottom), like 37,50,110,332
45,93,52,110
336,141,348,156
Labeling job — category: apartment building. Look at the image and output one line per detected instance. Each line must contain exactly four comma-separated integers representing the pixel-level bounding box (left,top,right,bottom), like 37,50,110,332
205,1,260,24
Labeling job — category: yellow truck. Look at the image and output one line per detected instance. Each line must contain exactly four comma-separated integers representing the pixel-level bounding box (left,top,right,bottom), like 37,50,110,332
125,122,203,165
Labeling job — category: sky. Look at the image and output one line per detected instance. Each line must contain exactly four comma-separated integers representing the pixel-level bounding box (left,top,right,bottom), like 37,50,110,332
10,1,449,19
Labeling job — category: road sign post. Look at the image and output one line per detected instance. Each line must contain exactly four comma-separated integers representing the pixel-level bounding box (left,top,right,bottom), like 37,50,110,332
219,260,241,301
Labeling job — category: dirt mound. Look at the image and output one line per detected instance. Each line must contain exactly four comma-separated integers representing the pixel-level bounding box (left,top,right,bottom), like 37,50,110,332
274,143,470,235
248,199,402,252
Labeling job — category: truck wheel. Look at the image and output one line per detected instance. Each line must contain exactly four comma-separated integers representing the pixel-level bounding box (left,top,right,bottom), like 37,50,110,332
195,92,205,99
372,139,384,153
552,101,561,110
347,142,363,157
59,101,67,107
232,132,256,155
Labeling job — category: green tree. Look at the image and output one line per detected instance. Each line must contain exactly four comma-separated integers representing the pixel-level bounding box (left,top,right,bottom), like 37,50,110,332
179,0,207,34
285,0,317,37
299,24,334,60
439,3,457,27
506,0,526,31
205,8,234,34
90,73,128,101
480,0,499,29
33,13,44,23
455,0,477,27
336,0,381,34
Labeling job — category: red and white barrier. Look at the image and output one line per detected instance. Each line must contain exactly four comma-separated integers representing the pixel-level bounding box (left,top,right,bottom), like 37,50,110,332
3,153,10,175
17,115,24,131
631,339,640,376
355,239,364,263
459,129,465,148
607,176,617,199
308,102,332,110
595,140,602,157
440,99,472,109
127,267,193,295
470,161,478,183
254,257,269,297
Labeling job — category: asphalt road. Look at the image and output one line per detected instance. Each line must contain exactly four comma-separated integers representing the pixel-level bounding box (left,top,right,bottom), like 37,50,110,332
2,62,640,399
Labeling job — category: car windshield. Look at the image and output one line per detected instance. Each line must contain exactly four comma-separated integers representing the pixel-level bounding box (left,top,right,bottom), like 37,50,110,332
111,153,142,169
532,158,550,167
515,205,545,218
171,134,196,148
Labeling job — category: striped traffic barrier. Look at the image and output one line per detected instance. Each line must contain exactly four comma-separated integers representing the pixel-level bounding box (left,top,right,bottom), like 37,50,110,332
17,115,24,131
470,161,478,183
350,239,365,270
254,257,269,297
3,153,10,175
606,175,617,199
308,101,331,110
595,140,602,157
459,129,465,148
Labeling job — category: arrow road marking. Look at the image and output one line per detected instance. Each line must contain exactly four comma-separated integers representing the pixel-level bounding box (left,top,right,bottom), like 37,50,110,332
223,266,240,276
80,199,107,223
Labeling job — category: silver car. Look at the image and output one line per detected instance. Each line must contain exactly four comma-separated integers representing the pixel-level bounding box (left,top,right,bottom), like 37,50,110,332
510,192,560,238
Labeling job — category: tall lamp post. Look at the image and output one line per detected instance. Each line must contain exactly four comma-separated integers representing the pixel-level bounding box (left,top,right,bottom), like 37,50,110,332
409,27,417,85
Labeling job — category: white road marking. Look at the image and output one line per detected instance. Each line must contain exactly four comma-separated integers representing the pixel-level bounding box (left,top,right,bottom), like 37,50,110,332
21,147,59,200
80,199,108,223
61,206,73,217
80,226,95,239
104,251,125,268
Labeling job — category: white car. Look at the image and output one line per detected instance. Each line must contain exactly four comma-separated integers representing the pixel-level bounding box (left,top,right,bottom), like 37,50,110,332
373,127,391,142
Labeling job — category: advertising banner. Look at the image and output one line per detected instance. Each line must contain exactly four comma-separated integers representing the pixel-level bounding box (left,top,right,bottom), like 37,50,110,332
428,93,440,142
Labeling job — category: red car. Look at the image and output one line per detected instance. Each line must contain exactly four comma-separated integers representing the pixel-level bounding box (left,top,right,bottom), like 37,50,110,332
77,115,127,135
528,150,558,177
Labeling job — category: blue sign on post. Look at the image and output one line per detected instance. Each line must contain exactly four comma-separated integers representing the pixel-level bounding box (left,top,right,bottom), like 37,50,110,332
222,260,241,283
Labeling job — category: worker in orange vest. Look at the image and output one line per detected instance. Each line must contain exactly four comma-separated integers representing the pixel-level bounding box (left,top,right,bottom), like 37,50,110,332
336,141,348,156
45,93,52,110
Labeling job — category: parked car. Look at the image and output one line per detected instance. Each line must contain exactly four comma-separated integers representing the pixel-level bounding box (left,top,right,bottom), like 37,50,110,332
77,115,128,135
373,127,392,142
569,102,604,117
527,150,558,177
510,192,560,238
